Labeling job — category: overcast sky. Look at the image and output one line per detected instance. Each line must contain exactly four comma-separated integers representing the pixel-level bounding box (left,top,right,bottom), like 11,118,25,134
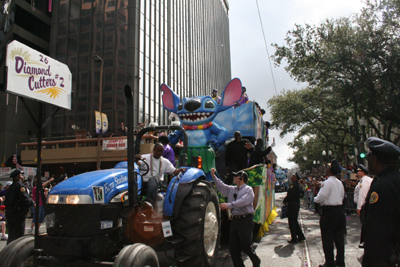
228,0,366,169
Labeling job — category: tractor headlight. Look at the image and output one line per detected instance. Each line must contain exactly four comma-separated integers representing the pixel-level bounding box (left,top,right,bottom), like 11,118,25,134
48,195,59,204
66,195,80,204
110,191,128,203
47,194,93,204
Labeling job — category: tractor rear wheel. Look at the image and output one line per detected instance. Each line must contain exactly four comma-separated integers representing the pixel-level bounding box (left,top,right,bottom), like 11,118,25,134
173,181,220,267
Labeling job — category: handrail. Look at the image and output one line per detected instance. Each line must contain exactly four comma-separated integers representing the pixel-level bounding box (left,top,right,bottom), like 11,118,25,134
21,136,128,148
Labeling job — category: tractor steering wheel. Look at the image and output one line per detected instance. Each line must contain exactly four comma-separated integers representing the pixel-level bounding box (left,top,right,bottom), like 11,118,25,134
138,159,150,176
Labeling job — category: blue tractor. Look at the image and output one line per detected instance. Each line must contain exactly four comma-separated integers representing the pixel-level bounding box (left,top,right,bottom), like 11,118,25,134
0,86,221,267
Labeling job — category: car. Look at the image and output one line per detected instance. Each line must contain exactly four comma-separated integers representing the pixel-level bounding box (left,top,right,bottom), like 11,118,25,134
275,181,286,192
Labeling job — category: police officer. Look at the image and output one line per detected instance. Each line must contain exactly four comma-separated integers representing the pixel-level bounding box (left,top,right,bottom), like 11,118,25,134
314,159,345,267
362,137,400,267
211,168,261,267
283,172,306,243
4,169,35,245
355,164,372,248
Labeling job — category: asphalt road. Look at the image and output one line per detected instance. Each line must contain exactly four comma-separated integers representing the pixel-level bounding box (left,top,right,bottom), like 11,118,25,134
0,193,365,267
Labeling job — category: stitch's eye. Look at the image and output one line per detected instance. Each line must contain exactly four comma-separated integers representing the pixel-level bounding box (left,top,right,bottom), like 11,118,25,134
205,100,214,109
178,102,183,110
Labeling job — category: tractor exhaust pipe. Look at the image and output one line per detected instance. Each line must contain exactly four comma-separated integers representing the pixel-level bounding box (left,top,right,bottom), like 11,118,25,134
124,85,138,207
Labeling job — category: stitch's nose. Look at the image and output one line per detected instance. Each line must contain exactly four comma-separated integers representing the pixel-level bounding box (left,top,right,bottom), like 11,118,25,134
185,99,201,112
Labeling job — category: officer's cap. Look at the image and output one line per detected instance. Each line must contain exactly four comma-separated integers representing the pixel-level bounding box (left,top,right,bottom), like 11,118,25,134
212,89,218,92
329,159,342,175
10,169,23,178
295,172,301,180
366,137,400,159
357,164,369,174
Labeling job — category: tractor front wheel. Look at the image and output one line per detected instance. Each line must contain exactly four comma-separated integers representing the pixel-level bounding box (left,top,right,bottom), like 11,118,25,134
113,243,159,267
172,181,220,267
0,235,35,267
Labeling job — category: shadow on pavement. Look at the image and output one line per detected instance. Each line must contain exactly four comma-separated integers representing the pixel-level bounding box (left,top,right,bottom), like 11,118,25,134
273,244,294,258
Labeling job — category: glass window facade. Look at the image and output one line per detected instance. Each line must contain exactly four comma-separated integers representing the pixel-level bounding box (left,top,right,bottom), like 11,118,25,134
48,0,231,138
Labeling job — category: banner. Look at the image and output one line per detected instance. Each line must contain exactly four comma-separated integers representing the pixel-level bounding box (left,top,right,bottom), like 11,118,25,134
102,139,127,151
95,111,101,135
6,40,72,110
102,113,108,135
0,167,11,176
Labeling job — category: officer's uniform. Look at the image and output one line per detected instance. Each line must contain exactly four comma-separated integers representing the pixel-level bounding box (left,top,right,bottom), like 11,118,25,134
283,173,305,243
362,137,400,267
314,160,345,267
4,169,34,245
356,165,373,211
356,164,372,246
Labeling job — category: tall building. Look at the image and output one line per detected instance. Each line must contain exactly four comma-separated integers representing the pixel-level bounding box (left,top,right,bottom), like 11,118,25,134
47,0,231,139
0,0,232,173
0,0,52,166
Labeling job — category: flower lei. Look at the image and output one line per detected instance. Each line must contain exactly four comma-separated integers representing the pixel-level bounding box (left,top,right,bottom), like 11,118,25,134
182,122,213,130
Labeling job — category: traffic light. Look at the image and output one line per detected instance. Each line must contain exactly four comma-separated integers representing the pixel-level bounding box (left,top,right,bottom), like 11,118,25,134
359,142,366,159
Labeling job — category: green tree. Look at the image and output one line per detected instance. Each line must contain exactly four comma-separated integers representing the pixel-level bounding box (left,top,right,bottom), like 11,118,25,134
271,0,400,144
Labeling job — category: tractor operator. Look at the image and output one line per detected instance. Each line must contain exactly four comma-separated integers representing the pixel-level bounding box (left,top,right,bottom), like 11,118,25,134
134,143,185,207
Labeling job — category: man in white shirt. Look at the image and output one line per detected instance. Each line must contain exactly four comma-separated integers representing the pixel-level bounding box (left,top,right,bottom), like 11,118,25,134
135,143,185,206
314,159,345,267
355,164,372,249
356,164,372,216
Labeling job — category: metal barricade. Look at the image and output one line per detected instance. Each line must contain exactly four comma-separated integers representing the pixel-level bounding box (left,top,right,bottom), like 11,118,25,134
344,192,357,214
302,190,314,211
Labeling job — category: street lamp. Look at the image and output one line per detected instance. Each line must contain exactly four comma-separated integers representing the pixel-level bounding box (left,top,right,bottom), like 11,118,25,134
93,55,103,170
347,117,354,133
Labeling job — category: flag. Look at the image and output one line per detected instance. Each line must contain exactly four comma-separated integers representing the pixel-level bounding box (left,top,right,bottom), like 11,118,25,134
95,111,102,135
101,113,108,135
12,148,17,165
1,156,5,167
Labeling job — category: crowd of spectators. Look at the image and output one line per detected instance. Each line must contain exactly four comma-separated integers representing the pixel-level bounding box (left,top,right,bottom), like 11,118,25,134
297,164,366,215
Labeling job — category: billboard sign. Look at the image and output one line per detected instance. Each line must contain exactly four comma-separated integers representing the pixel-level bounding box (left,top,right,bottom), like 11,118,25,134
6,40,72,110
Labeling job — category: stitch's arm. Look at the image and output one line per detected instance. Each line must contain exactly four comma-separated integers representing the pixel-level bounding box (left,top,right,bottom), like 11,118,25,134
168,130,183,145
208,124,227,148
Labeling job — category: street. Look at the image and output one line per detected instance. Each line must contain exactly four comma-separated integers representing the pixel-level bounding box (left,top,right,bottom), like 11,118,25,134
0,192,364,267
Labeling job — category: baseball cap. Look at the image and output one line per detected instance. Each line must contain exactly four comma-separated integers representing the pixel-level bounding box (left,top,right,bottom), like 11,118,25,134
232,171,248,181
0,205,5,211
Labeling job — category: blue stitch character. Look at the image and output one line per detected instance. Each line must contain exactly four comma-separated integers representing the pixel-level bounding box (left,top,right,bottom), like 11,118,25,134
161,78,243,149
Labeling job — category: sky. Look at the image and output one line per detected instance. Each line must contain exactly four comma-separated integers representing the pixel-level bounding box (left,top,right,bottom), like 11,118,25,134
228,0,366,169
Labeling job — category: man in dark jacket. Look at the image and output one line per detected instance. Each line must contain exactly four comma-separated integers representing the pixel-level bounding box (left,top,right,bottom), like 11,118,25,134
283,172,306,243
249,138,271,167
5,169,35,245
225,131,254,184
362,137,400,267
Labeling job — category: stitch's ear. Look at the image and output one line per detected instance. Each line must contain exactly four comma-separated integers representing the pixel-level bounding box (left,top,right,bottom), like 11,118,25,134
220,78,243,108
161,84,180,112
